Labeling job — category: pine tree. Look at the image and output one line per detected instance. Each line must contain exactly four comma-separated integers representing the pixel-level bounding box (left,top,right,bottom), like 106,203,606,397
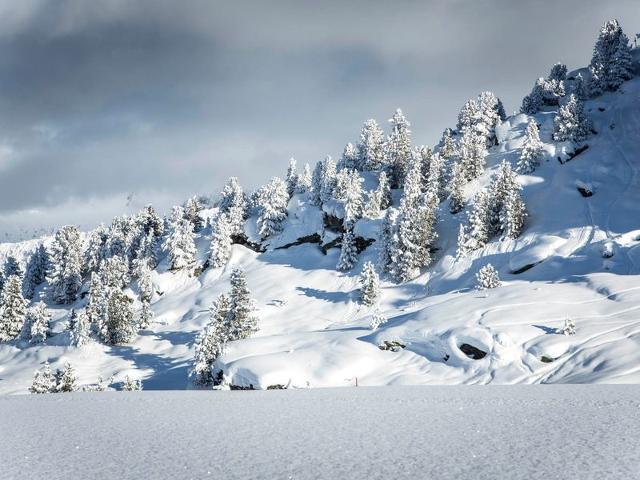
456,223,469,258
218,177,248,235
138,301,153,330
359,261,380,306
386,109,412,188
100,290,137,345
501,188,527,239
457,98,480,132
521,79,545,114
136,261,154,304
459,129,486,181
122,376,143,391
449,161,466,214
70,310,90,347
99,255,130,290
357,119,385,171
184,196,205,232
517,120,543,174
337,229,358,271
364,189,382,219
164,206,197,271
227,269,258,340
48,225,83,304
256,177,289,239
476,264,501,290
548,63,568,81
285,158,299,197
191,293,230,385
587,65,604,98
590,19,634,91
209,213,233,268
340,170,364,228
402,155,424,209
86,271,109,332
0,275,27,341
426,151,447,202
553,94,591,142
572,73,588,101
338,143,358,171
23,244,49,299
370,307,387,330
467,190,492,250
311,156,337,206
56,362,78,392
30,362,55,394
4,256,22,279
83,225,109,276
377,171,392,210
561,317,576,336
106,215,133,261
27,302,51,344
296,163,312,194
439,128,457,161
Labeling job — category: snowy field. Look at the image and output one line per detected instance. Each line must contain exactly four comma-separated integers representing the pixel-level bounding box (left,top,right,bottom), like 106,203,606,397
1,386,638,480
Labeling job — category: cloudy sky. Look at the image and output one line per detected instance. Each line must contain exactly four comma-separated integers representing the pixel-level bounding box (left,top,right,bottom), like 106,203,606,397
0,0,638,240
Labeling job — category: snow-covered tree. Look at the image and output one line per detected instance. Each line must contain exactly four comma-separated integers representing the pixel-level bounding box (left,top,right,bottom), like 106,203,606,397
99,255,130,290
561,317,576,336
448,161,466,214
457,98,480,132
521,75,565,114
0,275,27,342
379,207,400,274
191,293,230,385
100,290,137,345
83,225,109,276
458,93,504,146
227,269,258,340
402,155,424,209
106,215,133,261
500,186,527,239
476,264,501,290
256,177,289,239
164,206,197,271
439,128,457,161
48,225,83,304
138,301,153,330
572,73,588,101
466,190,492,250
296,163,312,194
587,65,604,98
334,169,364,227
86,272,109,332
459,129,486,181
385,108,412,188
377,171,392,210
426,151,447,202
4,256,22,279
369,307,387,330
553,94,591,142
337,229,358,271
311,155,337,206
490,160,526,238
590,19,634,91
548,63,568,81
56,362,78,392
364,189,382,218
357,119,385,171
456,223,469,258
30,362,55,394
517,120,544,174
27,302,51,344
184,196,205,232
218,177,247,235
209,213,233,268
338,143,358,171
23,244,49,299
359,261,380,306
70,310,90,347
135,261,154,304
122,376,143,391
285,158,299,197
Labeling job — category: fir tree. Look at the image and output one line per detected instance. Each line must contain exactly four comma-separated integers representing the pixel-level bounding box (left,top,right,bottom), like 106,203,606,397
184,196,205,232
70,310,90,347
587,65,604,98
379,207,400,274
476,264,501,290
548,63,568,81
337,170,364,228
285,158,299,197
100,290,137,345
136,261,154,304
138,301,153,330
83,225,109,276
209,213,233,268
122,376,143,391
517,120,544,174
48,225,83,304
572,73,588,101
164,206,197,271
23,244,49,299
459,129,486,181
256,177,289,239
439,128,458,161
370,307,387,331
30,362,55,394
4,255,22,279
357,119,385,171
27,302,51,344
590,19,634,91
337,229,358,271
99,255,130,290
359,261,380,306
0,275,27,341
191,293,230,385
218,177,248,235
364,189,382,219
448,161,466,214
338,143,358,171
561,317,576,336
86,272,109,333
227,269,258,340
501,188,527,239
466,190,492,250
106,215,133,261
376,171,392,210
553,94,591,142
56,362,79,392
456,223,469,258
296,163,312,194
311,156,337,206
385,109,412,188
521,79,545,114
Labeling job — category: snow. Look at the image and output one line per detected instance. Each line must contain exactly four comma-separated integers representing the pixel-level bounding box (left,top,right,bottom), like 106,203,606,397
3,55,640,395
1,386,639,479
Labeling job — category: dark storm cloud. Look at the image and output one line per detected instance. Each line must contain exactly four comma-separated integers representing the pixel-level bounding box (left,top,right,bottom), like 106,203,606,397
0,0,638,237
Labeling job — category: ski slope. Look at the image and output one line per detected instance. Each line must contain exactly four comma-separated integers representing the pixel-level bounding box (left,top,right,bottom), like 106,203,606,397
1,386,639,479
2,60,640,394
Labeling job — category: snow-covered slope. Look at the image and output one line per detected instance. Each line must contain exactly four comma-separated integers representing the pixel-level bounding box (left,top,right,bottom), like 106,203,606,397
2,56,640,394
2,386,639,479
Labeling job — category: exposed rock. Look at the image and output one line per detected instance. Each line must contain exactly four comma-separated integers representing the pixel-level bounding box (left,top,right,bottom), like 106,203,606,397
275,233,322,250
323,213,345,233
379,340,406,352
459,343,487,360
231,233,266,253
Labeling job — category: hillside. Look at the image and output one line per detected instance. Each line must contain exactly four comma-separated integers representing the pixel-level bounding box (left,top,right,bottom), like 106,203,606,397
1,33,640,395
